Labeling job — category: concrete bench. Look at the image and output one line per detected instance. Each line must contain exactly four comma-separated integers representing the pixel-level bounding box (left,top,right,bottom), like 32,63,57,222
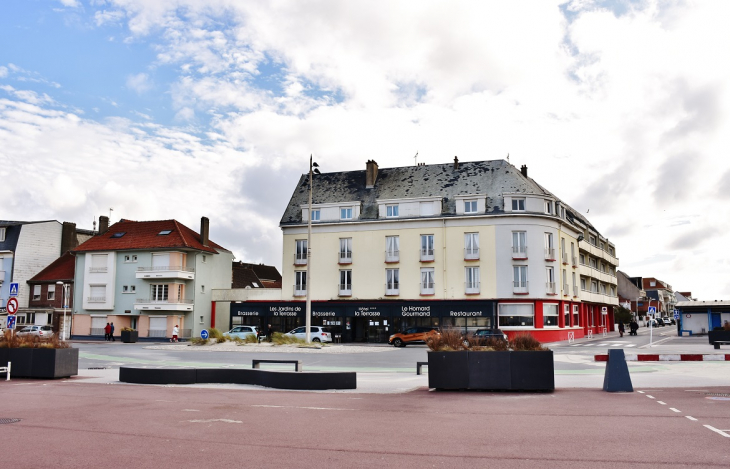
417,361,428,375
713,341,730,350
0,361,10,381
252,359,302,372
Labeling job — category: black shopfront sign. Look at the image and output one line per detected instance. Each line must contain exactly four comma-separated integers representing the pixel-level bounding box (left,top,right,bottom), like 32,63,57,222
231,300,495,319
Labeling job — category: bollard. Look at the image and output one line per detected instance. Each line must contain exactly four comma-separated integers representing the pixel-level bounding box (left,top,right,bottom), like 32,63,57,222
602,349,633,392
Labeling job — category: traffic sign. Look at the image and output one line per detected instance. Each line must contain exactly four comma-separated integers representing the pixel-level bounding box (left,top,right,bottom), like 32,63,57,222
6,297,19,315
673,310,680,320
648,306,657,316
7,315,16,329
9,283,19,297
200,329,209,340
601,306,608,314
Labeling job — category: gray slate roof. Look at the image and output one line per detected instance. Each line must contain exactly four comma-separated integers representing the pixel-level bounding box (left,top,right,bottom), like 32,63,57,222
280,159,595,233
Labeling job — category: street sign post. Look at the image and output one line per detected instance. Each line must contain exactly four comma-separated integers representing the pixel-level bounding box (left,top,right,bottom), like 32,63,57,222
648,306,656,316
7,315,16,330
673,310,680,320
200,329,209,340
6,297,19,315
9,283,19,297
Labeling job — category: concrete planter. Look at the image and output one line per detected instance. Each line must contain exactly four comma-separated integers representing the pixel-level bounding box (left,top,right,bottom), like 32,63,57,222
428,350,554,391
708,330,730,345
121,330,139,343
1,347,79,379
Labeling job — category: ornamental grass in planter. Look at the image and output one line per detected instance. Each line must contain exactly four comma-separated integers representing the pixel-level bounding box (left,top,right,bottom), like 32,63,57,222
426,329,554,392
120,327,139,343
0,332,78,379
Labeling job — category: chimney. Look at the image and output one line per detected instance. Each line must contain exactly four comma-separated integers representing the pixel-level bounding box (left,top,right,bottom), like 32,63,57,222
520,165,528,177
365,160,379,189
60,222,77,254
453,156,459,170
200,216,210,247
99,216,109,234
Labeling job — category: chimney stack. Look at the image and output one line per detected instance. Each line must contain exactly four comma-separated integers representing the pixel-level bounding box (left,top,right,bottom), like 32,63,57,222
201,216,210,247
365,160,379,189
520,165,528,177
99,216,109,234
60,222,77,253
453,156,459,170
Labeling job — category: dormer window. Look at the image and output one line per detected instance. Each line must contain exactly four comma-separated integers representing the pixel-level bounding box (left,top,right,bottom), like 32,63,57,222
464,200,477,214
311,210,320,221
340,207,353,220
111,232,126,238
512,198,525,211
386,205,399,218
544,201,553,214
0,227,5,242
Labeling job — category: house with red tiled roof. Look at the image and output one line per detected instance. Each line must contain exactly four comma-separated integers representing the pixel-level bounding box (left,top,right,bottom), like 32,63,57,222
26,251,75,338
70,216,233,340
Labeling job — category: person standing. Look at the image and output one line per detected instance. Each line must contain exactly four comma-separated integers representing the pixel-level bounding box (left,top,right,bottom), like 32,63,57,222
267,324,273,342
171,324,179,343
110,322,116,342
618,321,625,338
104,323,111,341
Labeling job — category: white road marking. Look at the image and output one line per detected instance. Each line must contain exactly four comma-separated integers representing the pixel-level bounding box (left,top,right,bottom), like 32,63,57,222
704,425,730,438
187,419,242,424
657,401,667,405
670,408,681,413
182,409,200,412
686,416,698,421
251,405,354,411
646,395,655,399
625,344,636,347
637,391,645,394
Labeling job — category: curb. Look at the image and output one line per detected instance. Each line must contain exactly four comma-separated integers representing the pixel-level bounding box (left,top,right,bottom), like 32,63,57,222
595,354,730,362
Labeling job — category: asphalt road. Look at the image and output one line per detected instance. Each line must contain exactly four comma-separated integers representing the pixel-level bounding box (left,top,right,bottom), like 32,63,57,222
2,379,729,468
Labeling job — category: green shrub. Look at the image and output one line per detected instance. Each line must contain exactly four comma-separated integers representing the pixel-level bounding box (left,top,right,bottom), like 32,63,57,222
271,332,306,345
509,333,548,351
208,328,224,339
191,337,209,345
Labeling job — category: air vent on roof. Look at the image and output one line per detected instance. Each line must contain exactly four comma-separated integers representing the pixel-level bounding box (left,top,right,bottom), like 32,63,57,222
158,230,173,235
110,232,126,238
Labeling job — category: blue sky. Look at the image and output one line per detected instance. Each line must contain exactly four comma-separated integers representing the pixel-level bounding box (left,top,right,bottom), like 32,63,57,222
1,0,729,298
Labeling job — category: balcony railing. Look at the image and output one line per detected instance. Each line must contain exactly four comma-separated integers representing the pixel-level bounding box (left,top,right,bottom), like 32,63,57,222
512,246,527,259
572,256,578,267
546,282,556,294
465,281,480,294
137,265,195,272
294,253,307,265
87,296,106,303
420,282,435,295
562,253,569,264
385,250,400,263
134,298,194,304
338,284,352,296
89,267,107,273
513,281,529,294
385,283,399,296
544,248,555,261
293,286,306,297
338,251,352,264
563,284,570,295
573,286,579,297
420,249,435,262
464,248,480,260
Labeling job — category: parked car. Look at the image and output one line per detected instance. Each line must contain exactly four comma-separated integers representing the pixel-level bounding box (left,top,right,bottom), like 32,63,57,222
661,317,673,326
647,319,662,327
223,325,259,340
389,327,440,347
473,329,509,342
16,325,55,340
285,326,332,343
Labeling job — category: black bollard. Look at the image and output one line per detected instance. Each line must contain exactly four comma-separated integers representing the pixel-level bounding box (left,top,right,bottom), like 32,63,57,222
602,349,633,392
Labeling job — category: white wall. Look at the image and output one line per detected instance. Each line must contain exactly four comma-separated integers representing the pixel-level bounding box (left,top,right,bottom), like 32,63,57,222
14,221,62,307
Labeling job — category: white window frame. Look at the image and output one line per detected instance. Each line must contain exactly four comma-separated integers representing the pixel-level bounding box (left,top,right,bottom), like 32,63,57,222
0,227,5,242
464,232,479,260
498,303,534,328
464,200,477,214
543,303,558,327
151,284,169,301
295,239,308,264
386,268,399,295
294,271,307,295
512,231,527,258
420,268,435,295
544,200,553,214
573,305,580,326
545,267,555,294
513,265,528,293
339,270,352,295
386,204,399,218
47,284,55,300
420,234,435,261
340,207,353,220
465,266,480,294
581,278,587,291
385,236,400,262
564,304,570,327
311,209,320,221
339,238,352,263
544,233,554,260
33,285,41,301
511,198,526,211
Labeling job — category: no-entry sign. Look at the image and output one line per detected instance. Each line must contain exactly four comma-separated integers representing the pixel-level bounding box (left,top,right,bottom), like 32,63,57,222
6,297,19,315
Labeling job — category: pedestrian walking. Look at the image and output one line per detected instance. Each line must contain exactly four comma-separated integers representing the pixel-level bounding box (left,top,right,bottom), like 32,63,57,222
618,322,625,338
104,323,111,341
110,322,116,342
171,324,179,343
267,324,273,342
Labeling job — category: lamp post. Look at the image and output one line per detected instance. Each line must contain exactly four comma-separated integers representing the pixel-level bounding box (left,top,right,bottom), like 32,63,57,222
56,281,69,341
646,298,653,346
305,155,320,343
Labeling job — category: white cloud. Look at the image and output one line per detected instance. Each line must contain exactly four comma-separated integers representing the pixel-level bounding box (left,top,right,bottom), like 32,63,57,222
126,72,153,94
58,0,81,7
0,66,7,78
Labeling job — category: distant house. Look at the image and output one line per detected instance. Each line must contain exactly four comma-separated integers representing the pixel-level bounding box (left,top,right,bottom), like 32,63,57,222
71,216,233,340
26,252,75,338
232,262,282,289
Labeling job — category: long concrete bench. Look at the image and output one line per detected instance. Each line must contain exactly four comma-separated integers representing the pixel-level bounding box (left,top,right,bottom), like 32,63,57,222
119,366,356,390
252,359,302,372
416,362,428,375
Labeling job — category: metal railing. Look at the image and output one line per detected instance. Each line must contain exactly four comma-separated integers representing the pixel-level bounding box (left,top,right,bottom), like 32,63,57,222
563,284,569,295
464,248,480,260
338,284,352,296
562,253,569,264
512,246,527,258
546,282,556,294
338,251,352,263
420,249,435,261
572,256,578,267
513,281,529,294
89,267,107,273
87,296,106,303
90,328,105,336
465,281,480,294
134,298,194,304
385,283,400,296
544,248,555,260
137,265,195,272
148,329,167,338
385,250,400,262
293,286,306,297
420,282,435,294
573,286,579,297
294,253,307,265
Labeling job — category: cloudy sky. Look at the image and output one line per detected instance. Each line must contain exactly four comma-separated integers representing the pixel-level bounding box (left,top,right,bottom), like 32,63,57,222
1,0,728,299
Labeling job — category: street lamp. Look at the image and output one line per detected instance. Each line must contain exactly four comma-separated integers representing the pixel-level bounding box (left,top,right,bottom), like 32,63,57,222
305,155,320,343
56,281,69,341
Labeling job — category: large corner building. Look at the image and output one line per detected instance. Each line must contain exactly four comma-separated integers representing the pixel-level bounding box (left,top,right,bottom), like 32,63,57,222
227,159,618,343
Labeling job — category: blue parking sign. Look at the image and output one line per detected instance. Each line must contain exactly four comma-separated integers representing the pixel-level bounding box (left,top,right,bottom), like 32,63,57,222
7,315,16,329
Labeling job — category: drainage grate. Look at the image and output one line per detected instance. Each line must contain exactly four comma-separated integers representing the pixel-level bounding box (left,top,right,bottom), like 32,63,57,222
0,418,21,425
705,393,730,397
87,367,109,370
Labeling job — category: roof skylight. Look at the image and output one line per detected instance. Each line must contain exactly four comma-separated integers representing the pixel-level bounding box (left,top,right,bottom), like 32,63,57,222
158,230,173,235
110,232,126,238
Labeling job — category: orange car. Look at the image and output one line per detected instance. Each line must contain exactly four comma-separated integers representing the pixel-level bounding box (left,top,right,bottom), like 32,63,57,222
388,327,440,347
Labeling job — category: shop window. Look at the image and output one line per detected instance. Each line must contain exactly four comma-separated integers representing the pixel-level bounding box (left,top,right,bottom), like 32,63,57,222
543,303,558,326
498,303,534,327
